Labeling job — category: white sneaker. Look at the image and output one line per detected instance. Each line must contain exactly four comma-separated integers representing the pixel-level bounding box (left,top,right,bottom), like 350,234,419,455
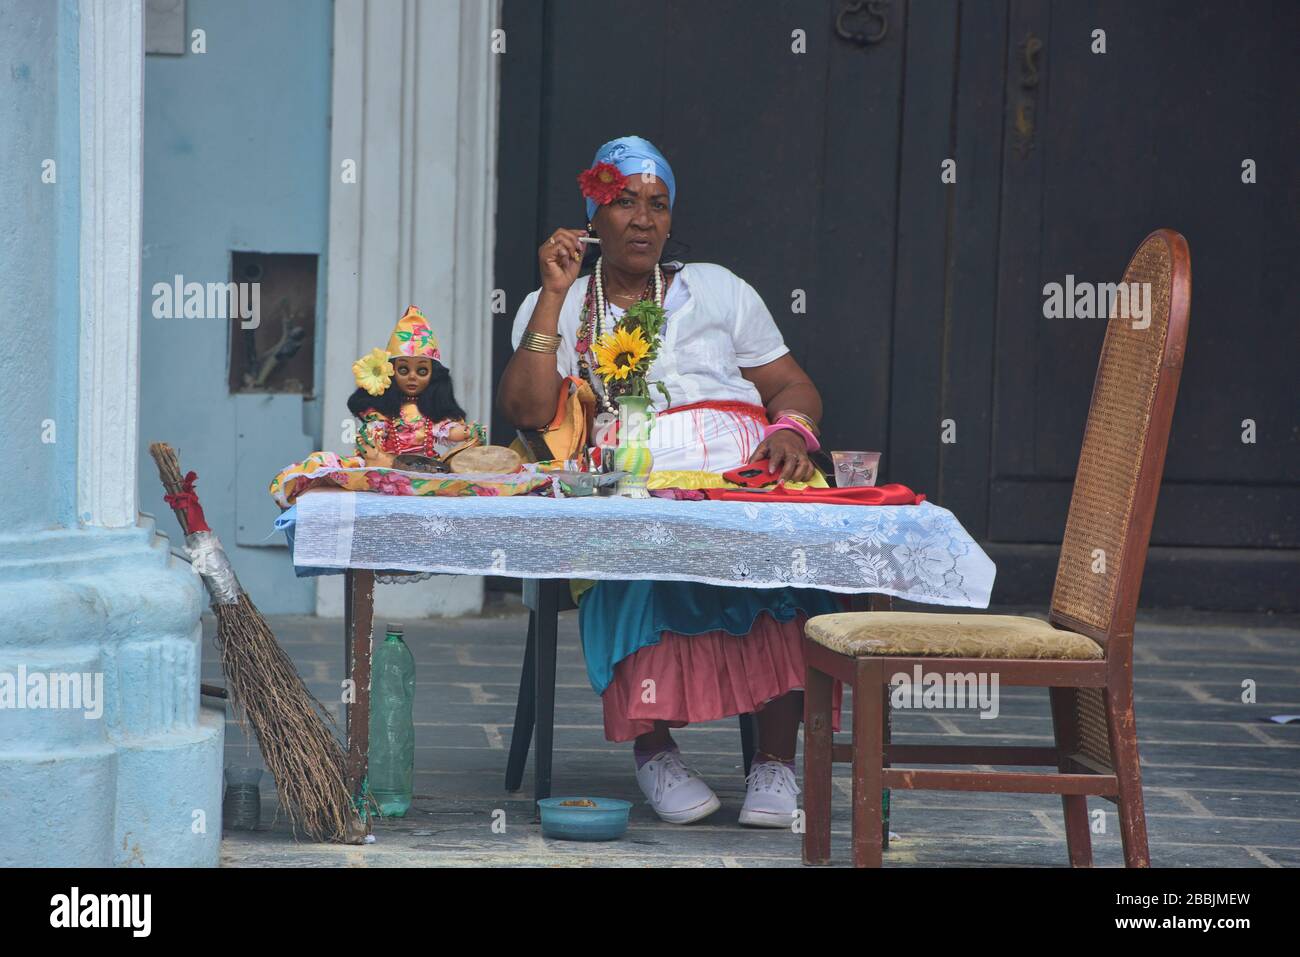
635,749,721,824
739,760,800,828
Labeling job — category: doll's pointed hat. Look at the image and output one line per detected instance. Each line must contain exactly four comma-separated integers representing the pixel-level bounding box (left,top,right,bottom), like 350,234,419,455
385,305,441,360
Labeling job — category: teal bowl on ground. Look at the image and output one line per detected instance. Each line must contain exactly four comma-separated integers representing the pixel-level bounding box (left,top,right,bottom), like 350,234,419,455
537,797,632,841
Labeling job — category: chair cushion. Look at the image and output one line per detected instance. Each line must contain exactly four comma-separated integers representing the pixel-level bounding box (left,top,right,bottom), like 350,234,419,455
805,612,1103,660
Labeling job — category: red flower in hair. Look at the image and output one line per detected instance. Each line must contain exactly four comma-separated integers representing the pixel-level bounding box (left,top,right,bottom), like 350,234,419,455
578,162,627,207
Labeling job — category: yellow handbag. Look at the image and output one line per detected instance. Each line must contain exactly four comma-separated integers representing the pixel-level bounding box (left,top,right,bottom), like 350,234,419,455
510,375,597,463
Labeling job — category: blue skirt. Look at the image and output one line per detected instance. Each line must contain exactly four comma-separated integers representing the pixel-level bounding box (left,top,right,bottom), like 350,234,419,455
577,579,842,694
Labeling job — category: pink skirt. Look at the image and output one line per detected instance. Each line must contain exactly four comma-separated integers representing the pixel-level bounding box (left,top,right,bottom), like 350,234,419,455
600,611,844,742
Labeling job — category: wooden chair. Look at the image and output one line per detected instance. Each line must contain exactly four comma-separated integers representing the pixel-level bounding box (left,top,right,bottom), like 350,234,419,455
802,229,1191,867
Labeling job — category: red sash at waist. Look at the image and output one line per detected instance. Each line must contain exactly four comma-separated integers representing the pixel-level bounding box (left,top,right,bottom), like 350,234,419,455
658,400,769,424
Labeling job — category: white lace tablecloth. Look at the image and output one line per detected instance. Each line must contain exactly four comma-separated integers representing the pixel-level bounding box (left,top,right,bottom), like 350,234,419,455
281,490,995,607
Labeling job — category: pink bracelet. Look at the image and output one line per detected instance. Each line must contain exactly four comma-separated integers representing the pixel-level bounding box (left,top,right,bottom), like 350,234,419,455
764,417,821,453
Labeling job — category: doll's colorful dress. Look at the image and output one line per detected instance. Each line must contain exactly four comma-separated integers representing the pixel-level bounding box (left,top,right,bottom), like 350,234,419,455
270,306,542,507
355,402,488,462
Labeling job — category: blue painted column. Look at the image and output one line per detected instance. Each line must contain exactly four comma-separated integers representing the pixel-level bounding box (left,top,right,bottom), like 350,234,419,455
0,0,223,867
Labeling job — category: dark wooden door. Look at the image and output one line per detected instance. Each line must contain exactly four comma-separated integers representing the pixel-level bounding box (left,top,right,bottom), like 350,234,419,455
934,0,1299,608
493,0,1299,610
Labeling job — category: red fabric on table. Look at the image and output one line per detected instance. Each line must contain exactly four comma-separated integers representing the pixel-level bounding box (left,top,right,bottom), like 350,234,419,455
701,482,925,506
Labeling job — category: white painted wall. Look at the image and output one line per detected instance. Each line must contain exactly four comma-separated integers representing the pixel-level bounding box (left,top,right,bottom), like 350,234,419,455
320,0,500,619
79,0,144,529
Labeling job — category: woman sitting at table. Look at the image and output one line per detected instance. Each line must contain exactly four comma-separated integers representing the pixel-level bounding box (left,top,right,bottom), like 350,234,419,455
499,136,839,827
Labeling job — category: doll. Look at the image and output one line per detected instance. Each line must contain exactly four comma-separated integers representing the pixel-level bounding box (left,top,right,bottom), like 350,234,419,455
349,306,516,472
267,306,525,509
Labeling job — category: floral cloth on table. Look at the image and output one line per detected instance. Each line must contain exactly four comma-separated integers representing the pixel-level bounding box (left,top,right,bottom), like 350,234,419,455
355,402,488,461
268,451,549,509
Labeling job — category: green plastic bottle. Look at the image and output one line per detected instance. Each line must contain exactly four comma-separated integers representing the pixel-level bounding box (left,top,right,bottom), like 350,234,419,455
368,623,415,817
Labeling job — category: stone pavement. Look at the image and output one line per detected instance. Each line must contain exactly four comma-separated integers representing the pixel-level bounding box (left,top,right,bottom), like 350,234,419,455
210,597,1300,867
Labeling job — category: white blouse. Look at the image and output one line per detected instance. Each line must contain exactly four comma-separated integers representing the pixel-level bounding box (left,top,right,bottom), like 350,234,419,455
509,262,789,413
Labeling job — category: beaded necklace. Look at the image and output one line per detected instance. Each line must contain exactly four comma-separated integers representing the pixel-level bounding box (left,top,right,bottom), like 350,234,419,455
575,257,665,414
380,400,438,458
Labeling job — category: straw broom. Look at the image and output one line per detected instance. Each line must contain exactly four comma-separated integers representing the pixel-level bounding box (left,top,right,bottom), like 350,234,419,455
150,442,368,843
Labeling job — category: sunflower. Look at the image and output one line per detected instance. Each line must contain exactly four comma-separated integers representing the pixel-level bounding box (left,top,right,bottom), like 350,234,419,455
593,326,650,382
352,348,395,396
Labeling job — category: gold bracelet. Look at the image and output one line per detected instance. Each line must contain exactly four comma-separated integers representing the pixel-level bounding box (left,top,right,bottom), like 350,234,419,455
519,331,562,354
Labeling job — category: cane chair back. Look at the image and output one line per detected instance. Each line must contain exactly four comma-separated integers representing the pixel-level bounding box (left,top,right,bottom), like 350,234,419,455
1049,230,1191,641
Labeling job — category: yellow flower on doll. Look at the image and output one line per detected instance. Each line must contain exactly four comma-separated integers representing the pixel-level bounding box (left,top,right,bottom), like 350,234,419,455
593,326,650,382
353,348,395,397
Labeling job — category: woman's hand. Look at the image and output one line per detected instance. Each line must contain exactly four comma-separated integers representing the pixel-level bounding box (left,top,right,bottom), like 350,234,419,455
499,231,574,429
538,227,588,295
749,428,816,483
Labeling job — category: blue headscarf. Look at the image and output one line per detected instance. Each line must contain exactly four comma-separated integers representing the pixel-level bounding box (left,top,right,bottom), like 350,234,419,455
583,135,676,222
